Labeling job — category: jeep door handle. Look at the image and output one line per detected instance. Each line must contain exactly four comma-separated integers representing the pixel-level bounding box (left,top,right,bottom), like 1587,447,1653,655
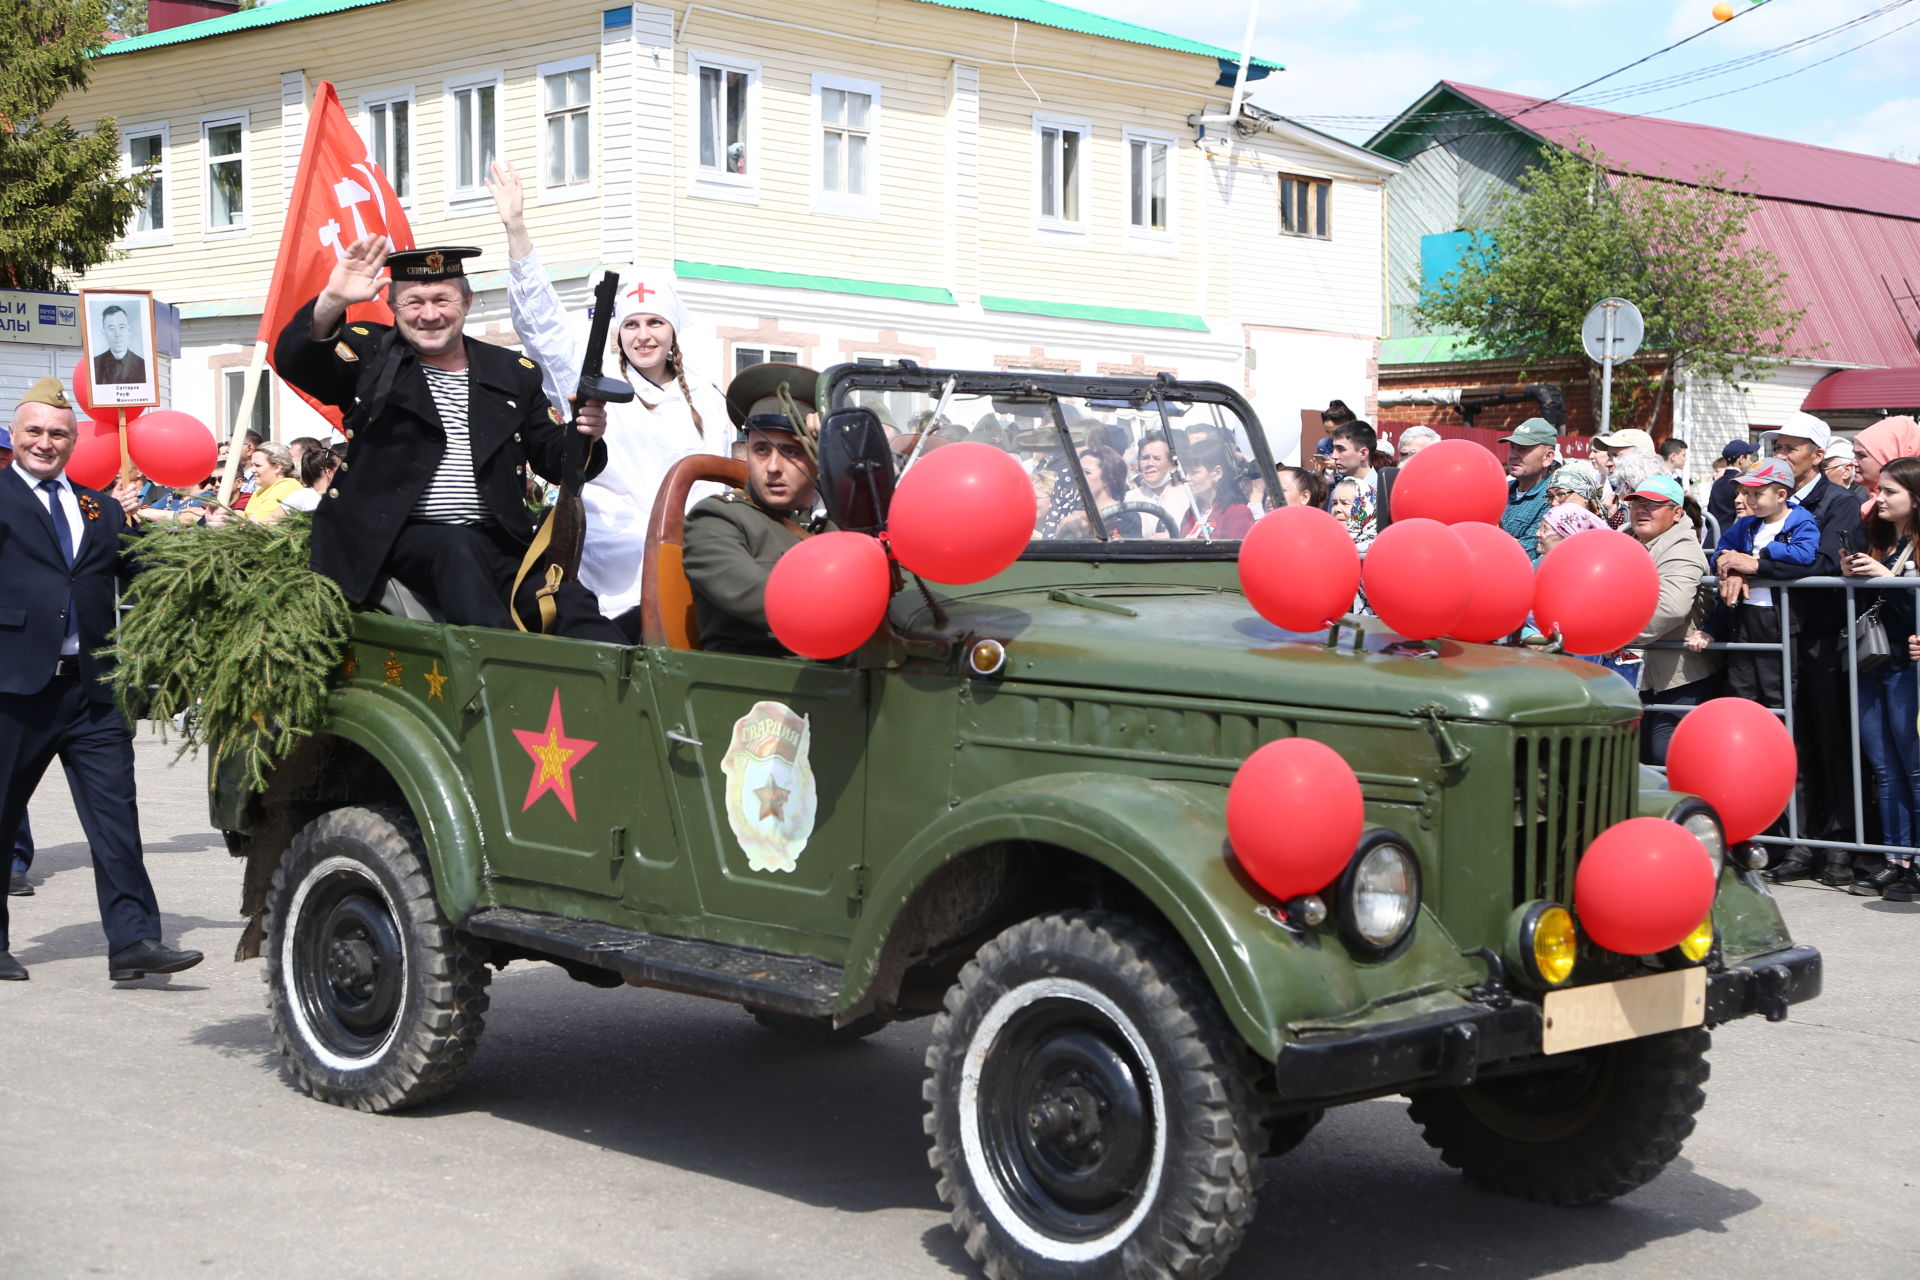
666,728,702,748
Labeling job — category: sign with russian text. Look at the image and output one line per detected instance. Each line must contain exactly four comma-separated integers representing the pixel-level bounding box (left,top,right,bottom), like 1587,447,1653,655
0,290,81,346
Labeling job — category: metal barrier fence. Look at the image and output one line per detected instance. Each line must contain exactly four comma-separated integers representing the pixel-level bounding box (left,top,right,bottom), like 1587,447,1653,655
1640,574,1920,859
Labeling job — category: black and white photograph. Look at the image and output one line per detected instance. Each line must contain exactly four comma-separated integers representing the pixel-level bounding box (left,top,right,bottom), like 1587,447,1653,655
78,288,158,408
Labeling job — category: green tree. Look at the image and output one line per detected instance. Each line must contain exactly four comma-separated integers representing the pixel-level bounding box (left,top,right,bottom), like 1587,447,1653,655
1413,142,1807,430
0,1,145,290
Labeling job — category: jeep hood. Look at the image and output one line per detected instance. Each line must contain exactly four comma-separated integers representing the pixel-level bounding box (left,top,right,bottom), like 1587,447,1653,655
894,581,1640,727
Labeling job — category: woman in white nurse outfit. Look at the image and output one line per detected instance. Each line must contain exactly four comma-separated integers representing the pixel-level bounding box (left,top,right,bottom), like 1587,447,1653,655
487,160,733,641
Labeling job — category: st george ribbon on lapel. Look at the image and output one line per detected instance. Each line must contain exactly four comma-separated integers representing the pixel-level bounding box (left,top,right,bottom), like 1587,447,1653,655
39,480,78,643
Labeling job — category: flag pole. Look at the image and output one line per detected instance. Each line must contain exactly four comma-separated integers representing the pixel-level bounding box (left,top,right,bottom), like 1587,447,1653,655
217,340,270,506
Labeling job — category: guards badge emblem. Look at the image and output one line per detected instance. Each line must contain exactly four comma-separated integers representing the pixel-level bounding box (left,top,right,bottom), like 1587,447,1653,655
720,701,817,873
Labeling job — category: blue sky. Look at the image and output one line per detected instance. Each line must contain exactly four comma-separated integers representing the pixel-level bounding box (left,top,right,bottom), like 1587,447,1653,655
1093,0,1920,159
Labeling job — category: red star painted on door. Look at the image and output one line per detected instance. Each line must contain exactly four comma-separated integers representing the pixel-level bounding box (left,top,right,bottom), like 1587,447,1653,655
513,689,598,819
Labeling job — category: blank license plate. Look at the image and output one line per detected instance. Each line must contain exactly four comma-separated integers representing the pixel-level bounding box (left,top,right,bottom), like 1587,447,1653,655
1541,967,1706,1055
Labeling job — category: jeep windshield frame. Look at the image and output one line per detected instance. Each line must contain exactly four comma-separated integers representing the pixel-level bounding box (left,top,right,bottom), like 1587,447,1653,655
822,363,1283,561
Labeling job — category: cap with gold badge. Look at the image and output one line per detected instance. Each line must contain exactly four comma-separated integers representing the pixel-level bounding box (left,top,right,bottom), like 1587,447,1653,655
387,246,482,283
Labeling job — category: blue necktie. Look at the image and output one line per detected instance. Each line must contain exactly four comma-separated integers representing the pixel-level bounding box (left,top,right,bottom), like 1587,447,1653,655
41,479,78,644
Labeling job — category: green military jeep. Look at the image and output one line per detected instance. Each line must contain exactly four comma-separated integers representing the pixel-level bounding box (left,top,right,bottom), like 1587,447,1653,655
214,364,1818,1280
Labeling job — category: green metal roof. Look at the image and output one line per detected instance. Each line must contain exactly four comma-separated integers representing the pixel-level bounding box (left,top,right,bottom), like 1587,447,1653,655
915,1,1282,70
96,0,1281,70
96,0,399,56
1377,334,1493,365
677,261,956,305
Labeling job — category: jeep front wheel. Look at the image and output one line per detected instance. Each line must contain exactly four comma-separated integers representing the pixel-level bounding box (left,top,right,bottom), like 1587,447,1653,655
923,911,1261,1280
265,805,491,1113
1406,1026,1710,1205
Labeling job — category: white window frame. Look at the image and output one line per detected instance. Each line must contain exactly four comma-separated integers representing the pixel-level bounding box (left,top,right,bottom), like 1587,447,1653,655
223,368,272,439
688,50,760,204
121,123,171,248
733,344,799,377
1032,112,1090,239
358,86,416,208
810,72,881,219
537,55,596,203
200,111,250,237
1123,127,1177,254
443,70,503,210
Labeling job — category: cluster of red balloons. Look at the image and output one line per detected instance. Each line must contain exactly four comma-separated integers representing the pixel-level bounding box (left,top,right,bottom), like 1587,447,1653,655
1574,817,1719,955
64,366,219,491
767,443,1038,659
1237,434,1664,650
1226,737,1364,900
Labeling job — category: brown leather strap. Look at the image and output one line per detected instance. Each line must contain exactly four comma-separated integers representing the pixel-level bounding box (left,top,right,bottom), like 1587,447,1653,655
511,508,560,634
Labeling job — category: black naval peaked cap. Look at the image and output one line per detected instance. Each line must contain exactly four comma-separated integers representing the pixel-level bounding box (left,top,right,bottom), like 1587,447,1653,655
388,246,482,282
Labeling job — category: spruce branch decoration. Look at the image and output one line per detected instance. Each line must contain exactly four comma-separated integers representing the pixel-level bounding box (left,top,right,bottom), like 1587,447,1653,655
110,514,351,793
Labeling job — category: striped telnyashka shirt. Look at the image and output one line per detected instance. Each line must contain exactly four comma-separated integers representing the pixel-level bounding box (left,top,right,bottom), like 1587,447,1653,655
412,365,491,525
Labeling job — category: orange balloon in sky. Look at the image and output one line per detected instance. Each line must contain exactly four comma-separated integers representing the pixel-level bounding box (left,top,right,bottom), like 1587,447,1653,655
1712,3,1734,19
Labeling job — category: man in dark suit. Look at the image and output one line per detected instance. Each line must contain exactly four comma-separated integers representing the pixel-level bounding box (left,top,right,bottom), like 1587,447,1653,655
92,305,148,387
273,236,620,640
0,378,203,982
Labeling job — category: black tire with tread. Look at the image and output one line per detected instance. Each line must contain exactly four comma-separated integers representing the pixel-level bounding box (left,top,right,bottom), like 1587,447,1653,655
264,804,491,1113
923,910,1263,1280
1406,1026,1710,1206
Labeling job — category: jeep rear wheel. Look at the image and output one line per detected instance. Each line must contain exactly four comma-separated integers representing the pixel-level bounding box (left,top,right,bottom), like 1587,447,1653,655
265,805,491,1113
1406,1026,1710,1205
924,911,1261,1280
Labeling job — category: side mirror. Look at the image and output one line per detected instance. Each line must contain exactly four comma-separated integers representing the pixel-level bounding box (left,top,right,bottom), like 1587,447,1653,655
818,407,896,536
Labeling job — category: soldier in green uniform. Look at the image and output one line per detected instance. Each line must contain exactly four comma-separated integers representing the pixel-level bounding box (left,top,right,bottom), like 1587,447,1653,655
683,364,832,657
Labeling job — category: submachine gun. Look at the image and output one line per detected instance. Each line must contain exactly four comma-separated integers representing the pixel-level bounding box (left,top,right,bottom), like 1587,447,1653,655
512,271,636,633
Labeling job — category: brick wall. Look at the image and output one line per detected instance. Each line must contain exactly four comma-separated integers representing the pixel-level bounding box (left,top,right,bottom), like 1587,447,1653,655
1376,353,1674,456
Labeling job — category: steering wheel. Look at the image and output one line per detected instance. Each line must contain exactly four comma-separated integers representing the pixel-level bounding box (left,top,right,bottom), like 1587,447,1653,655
1099,500,1178,538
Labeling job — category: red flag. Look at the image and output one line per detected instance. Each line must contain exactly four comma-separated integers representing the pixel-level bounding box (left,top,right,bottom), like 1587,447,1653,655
258,81,414,429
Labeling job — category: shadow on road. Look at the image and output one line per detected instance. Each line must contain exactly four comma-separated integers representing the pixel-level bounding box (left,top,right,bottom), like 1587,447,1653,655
180,961,1764,1279
11,912,240,968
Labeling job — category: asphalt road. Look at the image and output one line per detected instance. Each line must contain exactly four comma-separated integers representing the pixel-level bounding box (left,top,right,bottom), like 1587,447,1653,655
2,729,1916,1280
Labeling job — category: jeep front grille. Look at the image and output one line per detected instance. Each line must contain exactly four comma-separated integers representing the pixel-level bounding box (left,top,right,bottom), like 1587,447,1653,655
1511,725,1638,906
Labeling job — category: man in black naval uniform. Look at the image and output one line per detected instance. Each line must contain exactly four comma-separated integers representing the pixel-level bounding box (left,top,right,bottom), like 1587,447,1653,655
683,364,831,656
274,235,621,641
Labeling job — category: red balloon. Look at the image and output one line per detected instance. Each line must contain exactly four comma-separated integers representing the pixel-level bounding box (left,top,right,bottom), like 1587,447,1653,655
64,417,123,490
1391,438,1507,525
1362,518,1471,640
1533,528,1660,655
1667,698,1797,844
765,531,893,660
1238,506,1360,632
1574,817,1719,955
70,364,148,428
1227,738,1365,900
1449,521,1536,642
888,442,1034,584
127,410,218,489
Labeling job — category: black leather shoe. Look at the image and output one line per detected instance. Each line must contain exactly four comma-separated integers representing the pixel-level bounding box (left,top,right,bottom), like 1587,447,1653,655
1883,870,1920,904
1817,861,1856,888
107,939,204,981
1768,858,1815,883
6,870,29,896
1851,865,1910,897
0,951,27,981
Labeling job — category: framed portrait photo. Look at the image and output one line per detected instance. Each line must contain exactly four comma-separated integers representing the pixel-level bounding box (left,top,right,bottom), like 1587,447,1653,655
78,288,160,409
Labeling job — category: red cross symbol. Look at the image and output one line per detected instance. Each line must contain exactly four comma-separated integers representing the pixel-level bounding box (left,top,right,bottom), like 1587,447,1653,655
627,282,656,304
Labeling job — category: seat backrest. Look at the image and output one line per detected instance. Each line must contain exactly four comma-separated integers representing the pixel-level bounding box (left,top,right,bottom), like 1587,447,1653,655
377,578,447,623
641,453,748,649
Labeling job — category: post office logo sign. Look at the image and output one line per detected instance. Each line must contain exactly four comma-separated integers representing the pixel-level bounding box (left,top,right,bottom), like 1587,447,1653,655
720,701,818,873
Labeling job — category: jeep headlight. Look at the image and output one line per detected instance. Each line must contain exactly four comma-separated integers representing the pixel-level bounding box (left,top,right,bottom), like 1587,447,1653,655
1336,832,1421,955
1506,901,1578,988
1666,799,1726,876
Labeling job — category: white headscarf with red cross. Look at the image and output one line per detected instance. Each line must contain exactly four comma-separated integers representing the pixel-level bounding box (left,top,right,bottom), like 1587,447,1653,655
612,272,689,338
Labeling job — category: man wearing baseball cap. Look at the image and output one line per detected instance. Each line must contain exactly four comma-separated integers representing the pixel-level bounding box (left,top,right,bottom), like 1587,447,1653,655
1707,439,1757,531
1497,417,1558,561
1722,412,1863,883
1622,474,1718,763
